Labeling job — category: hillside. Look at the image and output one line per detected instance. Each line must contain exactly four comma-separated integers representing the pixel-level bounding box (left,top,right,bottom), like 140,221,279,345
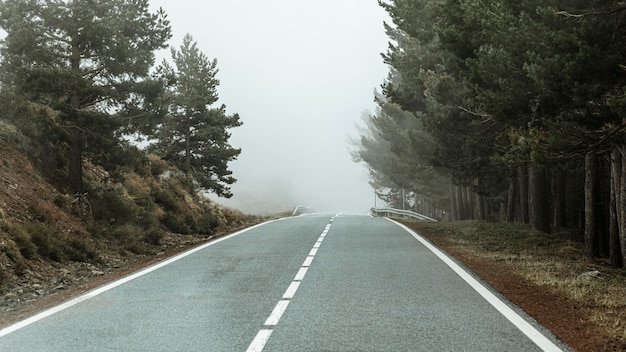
0,121,261,324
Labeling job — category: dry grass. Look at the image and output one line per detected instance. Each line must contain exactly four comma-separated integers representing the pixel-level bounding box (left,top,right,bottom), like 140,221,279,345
405,220,626,348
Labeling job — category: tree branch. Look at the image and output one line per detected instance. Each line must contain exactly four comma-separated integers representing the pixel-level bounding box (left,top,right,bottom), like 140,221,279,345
556,7,626,19
457,105,491,118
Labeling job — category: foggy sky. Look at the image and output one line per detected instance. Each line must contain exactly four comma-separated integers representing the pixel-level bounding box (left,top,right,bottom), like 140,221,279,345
148,0,390,215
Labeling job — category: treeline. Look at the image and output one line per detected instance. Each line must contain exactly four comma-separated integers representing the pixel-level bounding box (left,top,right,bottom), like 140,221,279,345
353,1,626,268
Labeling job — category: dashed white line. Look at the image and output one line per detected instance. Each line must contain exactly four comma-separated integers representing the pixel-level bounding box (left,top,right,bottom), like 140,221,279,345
264,300,290,326
302,256,314,267
282,281,301,299
294,267,308,281
247,217,335,352
246,329,273,352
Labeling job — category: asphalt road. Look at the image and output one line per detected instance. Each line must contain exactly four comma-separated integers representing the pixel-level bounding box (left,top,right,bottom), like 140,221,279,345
0,213,568,351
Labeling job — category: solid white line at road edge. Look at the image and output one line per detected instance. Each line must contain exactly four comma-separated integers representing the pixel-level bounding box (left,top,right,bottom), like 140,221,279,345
387,218,564,352
0,220,277,338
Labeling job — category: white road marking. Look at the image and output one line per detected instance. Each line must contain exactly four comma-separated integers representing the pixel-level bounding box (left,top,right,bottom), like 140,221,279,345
282,282,301,299
246,329,273,352
264,300,290,326
294,267,308,281
388,218,564,352
247,218,335,351
0,220,276,338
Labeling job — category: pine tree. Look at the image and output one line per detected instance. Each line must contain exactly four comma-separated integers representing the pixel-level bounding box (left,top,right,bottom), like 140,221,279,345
0,0,171,193
150,34,242,198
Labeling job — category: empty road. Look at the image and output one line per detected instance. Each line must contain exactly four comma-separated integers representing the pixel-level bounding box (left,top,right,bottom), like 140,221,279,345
0,213,568,351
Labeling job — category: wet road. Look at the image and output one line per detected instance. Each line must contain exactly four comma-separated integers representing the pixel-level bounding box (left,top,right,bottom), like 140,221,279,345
0,213,568,351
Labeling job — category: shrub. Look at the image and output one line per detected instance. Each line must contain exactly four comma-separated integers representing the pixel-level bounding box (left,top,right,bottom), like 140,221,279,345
66,237,99,262
53,194,70,208
110,224,144,254
29,200,58,223
88,185,138,226
162,212,191,235
143,228,165,246
28,223,66,262
148,154,168,176
1,220,38,260
1,239,23,266
153,188,180,212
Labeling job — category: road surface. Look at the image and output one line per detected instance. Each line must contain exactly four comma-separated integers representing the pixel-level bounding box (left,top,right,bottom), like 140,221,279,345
0,213,568,351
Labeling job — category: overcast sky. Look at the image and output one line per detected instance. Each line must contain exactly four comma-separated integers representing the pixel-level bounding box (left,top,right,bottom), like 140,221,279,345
147,1,390,215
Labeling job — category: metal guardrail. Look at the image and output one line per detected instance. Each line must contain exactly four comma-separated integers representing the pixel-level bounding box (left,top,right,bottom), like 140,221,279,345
292,205,315,216
370,207,438,222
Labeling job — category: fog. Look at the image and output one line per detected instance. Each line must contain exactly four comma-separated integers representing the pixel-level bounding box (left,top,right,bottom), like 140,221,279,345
146,1,389,215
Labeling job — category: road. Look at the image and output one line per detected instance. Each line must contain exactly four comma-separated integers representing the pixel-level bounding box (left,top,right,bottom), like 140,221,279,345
0,213,568,351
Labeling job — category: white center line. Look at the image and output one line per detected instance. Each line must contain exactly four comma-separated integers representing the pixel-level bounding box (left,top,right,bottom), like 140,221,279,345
264,300,290,326
294,267,308,281
302,256,314,267
246,217,336,352
282,281,301,299
246,329,273,352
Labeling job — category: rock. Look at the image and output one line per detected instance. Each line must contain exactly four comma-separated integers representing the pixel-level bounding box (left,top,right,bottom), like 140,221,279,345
577,270,601,280
91,270,104,276
31,283,43,289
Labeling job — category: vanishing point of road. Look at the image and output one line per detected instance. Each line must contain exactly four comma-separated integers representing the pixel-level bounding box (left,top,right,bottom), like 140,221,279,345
0,213,569,351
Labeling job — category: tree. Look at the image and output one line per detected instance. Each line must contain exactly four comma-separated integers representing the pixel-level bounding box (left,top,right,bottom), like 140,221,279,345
150,34,242,197
0,0,171,193
351,90,450,215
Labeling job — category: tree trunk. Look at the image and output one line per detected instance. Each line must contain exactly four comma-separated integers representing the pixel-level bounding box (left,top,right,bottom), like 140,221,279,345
620,146,626,267
456,185,464,220
518,165,529,223
506,175,517,222
552,167,567,229
585,152,599,258
464,186,474,220
185,110,192,172
68,41,83,194
610,148,623,267
476,192,485,221
529,164,551,233
68,127,83,194
450,184,458,221
598,154,611,258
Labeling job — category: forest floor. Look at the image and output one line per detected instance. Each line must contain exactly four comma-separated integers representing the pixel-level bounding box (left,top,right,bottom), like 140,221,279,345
403,220,626,352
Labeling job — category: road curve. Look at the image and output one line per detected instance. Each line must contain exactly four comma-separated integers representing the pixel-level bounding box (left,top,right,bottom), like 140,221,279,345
0,213,569,351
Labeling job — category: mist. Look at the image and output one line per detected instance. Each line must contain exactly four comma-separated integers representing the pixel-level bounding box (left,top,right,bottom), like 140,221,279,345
150,1,390,214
